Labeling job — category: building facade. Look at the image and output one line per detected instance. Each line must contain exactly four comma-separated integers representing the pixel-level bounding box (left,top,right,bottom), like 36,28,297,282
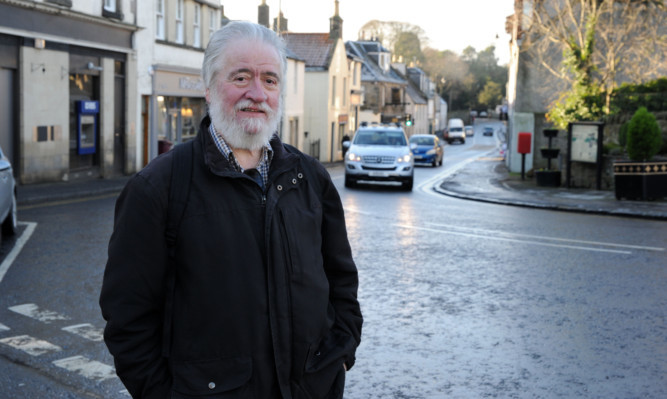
0,0,138,184
138,0,223,164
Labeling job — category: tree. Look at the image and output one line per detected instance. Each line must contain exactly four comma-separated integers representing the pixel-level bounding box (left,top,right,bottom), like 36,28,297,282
422,48,469,110
394,31,424,65
524,0,667,128
358,20,427,63
478,80,504,108
423,45,507,111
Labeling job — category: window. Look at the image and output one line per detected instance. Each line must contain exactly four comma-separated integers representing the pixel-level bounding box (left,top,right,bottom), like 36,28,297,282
209,9,217,38
293,63,298,94
46,0,72,7
380,53,390,71
175,0,184,44
156,0,165,40
103,0,116,13
343,78,347,106
193,4,201,48
331,76,336,106
391,88,401,105
102,0,122,19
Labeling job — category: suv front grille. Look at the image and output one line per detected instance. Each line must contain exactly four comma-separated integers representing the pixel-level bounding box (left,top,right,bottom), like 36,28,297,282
362,155,395,164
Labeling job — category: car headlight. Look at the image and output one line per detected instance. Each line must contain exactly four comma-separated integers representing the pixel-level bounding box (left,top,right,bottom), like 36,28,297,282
397,153,412,163
347,152,361,162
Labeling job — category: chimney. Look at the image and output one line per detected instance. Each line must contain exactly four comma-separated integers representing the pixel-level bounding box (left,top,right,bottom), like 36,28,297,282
329,0,343,40
273,11,288,34
258,0,269,28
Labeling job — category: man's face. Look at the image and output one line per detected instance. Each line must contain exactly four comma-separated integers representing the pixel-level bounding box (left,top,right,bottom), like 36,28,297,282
206,38,283,151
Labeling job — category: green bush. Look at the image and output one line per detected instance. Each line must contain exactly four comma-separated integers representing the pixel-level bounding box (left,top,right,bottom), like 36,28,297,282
626,107,662,161
611,78,667,113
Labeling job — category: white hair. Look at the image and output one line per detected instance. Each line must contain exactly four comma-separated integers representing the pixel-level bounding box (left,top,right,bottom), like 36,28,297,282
202,21,287,97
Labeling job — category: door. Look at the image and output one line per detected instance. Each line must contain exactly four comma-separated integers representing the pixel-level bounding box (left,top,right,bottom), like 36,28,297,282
113,61,125,175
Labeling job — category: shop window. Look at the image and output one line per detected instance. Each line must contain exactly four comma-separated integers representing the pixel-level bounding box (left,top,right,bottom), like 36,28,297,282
181,97,206,141
157,96,206,144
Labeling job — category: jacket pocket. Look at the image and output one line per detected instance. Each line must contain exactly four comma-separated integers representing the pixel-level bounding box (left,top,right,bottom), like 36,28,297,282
292,361,345,399
171,356,252,397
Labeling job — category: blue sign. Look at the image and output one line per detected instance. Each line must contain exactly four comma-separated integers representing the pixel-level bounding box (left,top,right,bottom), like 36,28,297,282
76,100,99,115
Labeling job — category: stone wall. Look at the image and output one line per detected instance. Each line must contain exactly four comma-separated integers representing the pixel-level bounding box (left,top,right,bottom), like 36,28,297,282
529,110,666,190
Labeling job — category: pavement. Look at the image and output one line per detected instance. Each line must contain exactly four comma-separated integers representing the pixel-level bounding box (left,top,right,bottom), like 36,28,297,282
16,156,667,221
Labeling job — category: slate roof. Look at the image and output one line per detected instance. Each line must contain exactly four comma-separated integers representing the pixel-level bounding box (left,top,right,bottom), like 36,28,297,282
282,33,337,71
345,41,406,85
405,80,428,105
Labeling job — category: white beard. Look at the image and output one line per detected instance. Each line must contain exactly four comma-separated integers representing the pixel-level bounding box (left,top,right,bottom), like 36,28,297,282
208,95,282,151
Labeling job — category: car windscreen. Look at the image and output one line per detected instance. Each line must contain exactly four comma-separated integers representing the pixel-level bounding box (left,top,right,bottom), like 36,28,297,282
353,130,407,146
450,127,463,132
409,136,434,146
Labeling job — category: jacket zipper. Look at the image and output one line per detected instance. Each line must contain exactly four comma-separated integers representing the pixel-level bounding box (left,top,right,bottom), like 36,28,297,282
278,209,294,325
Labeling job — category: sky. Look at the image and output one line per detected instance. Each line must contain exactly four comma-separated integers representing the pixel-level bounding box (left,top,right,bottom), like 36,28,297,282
221,0,515,65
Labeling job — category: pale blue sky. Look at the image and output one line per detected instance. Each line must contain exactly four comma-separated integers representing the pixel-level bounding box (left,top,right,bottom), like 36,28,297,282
222,0,515,65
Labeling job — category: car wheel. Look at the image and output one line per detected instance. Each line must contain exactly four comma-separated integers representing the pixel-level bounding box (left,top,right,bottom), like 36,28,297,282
402,177,413,191
2,192,17,236
344,175,356,188
432,158,437,167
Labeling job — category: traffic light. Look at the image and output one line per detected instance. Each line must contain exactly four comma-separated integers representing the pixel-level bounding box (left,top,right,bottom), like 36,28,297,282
405,114,412,127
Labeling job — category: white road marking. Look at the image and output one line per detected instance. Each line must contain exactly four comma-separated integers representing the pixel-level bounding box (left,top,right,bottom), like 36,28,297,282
62,323,104,342
395,223,634,254
423,221,665,252
0,322,9,332
8,303,70,323
417,149,497,197
53,356,116,382
0,222,37,283
0,335,62,356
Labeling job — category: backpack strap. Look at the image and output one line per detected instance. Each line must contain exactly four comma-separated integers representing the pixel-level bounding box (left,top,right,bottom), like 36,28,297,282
162,140,194,357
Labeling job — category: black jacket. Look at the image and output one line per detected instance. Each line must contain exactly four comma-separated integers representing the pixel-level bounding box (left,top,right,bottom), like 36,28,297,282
100,117,362,398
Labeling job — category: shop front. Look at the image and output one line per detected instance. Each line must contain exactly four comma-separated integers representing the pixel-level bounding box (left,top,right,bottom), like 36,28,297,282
148,65,207,162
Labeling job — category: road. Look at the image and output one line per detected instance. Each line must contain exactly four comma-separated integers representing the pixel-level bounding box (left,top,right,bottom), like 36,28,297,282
1,120,666,398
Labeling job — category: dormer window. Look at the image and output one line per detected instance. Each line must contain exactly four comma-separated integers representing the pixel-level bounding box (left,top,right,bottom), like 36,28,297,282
379,53,390,72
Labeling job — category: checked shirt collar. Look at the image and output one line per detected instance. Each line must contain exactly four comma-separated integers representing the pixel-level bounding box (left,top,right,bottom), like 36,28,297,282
209,123,273,188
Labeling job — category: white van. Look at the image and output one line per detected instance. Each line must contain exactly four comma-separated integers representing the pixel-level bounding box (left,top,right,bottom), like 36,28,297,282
445,118,466,144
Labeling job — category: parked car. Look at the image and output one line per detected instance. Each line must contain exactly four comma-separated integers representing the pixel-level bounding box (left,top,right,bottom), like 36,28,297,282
0,144,17,240
483,125,494,136
465,125,474,137
479,111,488,118
344,125,414,191
444,118,466,144
409,134,443,167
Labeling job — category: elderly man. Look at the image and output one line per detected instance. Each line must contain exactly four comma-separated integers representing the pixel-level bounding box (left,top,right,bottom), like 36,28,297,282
100,21,362,399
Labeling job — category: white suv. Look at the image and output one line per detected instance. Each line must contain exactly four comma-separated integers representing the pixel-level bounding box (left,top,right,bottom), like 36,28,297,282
343,125,414,191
